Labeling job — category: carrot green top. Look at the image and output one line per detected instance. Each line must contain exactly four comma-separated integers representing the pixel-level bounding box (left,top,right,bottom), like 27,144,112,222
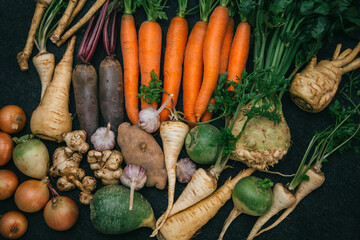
141,0,167,22
177,0,188,18
199,0,216,22
123,0,140,15
220,0,230,7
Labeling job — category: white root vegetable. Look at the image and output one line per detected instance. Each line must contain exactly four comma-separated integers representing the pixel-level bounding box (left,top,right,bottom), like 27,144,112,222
169,168,217,217
56,0,107,46
290,42,360,113
247,183,296,240
254,168,325,238
50,0,78,43
230,108,291,170
30,36,76,142
151,120,190,236
17,0,53,71
159,168,255,240
33,52,55,100
66,0,88,28
218,207,242,240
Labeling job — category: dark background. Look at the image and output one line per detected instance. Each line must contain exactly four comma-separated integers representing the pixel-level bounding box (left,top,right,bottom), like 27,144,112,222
0,0,359,240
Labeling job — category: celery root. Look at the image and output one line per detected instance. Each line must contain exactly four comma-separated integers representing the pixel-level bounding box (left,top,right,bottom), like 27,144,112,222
230,109,291,170
30,36,76,142
290,42,360,113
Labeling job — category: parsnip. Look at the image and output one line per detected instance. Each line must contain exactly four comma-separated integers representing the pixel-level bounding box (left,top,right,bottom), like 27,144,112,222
30,36,76,143
159,168,255,240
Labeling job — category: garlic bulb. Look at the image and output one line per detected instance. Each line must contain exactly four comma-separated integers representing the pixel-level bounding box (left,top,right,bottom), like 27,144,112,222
176,158,196,183
138,94,173,133
120,165,147,210
91,123,116,151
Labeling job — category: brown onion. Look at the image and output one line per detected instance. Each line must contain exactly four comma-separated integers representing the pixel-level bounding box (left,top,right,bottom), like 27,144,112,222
0,211,28,239
0,132,13,166
14,178,50,213
43,196,79,231
0,105,26,134
0,169,19,200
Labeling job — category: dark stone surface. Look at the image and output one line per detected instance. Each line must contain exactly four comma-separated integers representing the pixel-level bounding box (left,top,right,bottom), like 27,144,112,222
0,1,359,240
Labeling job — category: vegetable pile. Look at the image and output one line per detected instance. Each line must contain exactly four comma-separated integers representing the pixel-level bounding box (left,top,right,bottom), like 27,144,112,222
2,0,360,239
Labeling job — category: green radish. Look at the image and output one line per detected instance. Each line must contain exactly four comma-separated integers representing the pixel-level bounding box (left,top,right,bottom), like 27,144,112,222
90,185,156,235
12,134,49,179
218,176,273,240
185,124,221,164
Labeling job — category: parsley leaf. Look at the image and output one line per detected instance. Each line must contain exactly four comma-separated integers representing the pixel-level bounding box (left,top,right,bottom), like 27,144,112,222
137,70,163,104
219,128,237,155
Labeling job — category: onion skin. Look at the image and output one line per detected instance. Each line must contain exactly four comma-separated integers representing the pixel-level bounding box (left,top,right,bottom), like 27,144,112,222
14,179,50,213
0,132,13,166
43,196,79,231
0,211,28,239
0,105,26,134
0,170,19,200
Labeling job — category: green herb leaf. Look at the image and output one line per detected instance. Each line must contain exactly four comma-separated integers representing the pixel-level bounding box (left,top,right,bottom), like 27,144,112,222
219,128,237,155
137,70,163,104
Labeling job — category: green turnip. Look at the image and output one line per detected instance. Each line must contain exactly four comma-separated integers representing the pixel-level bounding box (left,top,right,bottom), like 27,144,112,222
218,176,273,240
185,124,221,164
12,135,49,179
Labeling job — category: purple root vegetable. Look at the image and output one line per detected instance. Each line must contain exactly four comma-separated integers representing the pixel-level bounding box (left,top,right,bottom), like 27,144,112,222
99,7,124,133
72,0,109,142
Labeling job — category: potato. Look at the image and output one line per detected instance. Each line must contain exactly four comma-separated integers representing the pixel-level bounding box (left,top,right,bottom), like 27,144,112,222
117,123,167,190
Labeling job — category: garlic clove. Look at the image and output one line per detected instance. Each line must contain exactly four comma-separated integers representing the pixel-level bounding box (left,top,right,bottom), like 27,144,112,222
138,107,161,133
120,165,147,210
91,123,116,151
138,94,174,133
176,158,197,183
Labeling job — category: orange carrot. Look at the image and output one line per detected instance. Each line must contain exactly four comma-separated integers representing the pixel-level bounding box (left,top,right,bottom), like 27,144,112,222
159,3,189,122
227,22,251,90
219,17,234,74
194,2,229,121
200,97,215,122
121,2,140,125
138,0,167,110
182,0,214,124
